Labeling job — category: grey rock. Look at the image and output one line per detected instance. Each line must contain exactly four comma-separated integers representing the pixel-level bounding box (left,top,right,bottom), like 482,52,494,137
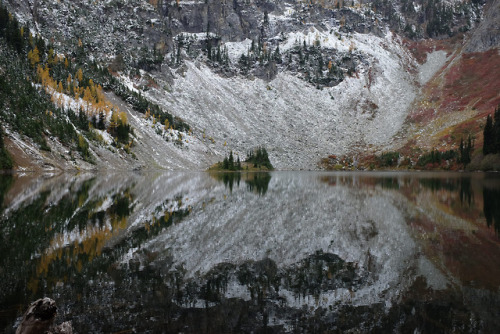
465,0,500,52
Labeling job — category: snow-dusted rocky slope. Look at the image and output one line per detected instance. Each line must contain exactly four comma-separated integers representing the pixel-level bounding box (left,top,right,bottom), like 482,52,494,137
146,30,417,170
1,0,496,170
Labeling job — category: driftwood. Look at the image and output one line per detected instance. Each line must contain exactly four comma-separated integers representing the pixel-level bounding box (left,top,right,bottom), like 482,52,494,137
16,298,72,334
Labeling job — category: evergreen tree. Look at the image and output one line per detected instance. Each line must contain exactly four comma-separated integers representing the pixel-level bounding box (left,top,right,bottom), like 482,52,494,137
176,45,181,64
228,151,234,170
245,146,273,169
460,136,473,166
264,10,269,25
298,48,304,65
0,126,13,170
98,111,106,130
483,114,494,155
216,44,221,62
466,135,473,164
91,114,98,128
459,138,465,164
273,45,281,63
207,40,212,60
494,106,500,153
318,55,324,76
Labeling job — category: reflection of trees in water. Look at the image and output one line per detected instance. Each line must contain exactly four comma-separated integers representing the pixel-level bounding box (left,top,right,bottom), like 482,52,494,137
0,178,96,286
483,187,500,236
46,252,488,333
0,179,136,315
0,174,13,211
0,175,192,332
377,177,400,190
221,172,241,192
63,251,361,332
2,173,498,333
459,178,473,207
418,177,475,208
212,172,271,196
245,173,271,196
418,176,500,235
211,172,241,193
419,178,460,192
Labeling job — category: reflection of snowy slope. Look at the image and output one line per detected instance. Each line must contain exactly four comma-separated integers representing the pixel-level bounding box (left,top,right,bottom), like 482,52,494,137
4,171,448,311
125,172,443,308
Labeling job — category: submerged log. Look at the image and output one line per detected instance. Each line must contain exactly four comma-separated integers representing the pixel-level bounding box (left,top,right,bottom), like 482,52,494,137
16,298,72,334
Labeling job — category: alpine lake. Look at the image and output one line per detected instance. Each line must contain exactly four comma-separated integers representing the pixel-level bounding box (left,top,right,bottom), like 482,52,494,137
0,171,499,333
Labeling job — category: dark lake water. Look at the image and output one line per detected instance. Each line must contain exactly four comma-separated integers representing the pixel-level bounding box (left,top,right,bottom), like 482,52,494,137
0,171,499,333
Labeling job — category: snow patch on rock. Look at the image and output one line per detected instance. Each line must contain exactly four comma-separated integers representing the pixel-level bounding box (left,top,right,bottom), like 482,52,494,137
418,50,449,86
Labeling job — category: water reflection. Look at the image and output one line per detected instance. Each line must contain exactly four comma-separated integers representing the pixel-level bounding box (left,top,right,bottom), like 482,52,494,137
484,186,500,236
320,172,497,235
0,171,499,333
209,171,272,195
0,173,13,209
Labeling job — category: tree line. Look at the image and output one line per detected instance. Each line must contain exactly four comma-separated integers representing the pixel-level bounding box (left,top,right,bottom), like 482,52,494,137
219,147,273,171
482,105,500,155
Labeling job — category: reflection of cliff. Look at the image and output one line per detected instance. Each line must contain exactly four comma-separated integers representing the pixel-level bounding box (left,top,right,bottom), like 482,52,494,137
388,175,500,291
2,172,500,333
318,173,500,291
53,249,490,333
135,172,422,312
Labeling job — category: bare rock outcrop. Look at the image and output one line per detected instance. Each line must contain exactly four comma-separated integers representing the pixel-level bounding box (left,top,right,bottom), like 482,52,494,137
465,0,500,52
16,298,72,334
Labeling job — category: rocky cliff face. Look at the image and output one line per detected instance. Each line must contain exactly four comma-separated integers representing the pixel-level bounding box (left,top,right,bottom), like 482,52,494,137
465,0,500,52
1,0,499,170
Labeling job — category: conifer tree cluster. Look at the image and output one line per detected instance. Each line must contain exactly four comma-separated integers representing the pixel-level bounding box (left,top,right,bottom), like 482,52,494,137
0,126,13,170
0,2,137,162
238,36,282,69
483,105,500,156
222,151,242,171
459,135,473,166
206,38,230,66
218,147,273,171
238,35,349,88
0,4,24,53
1,3,76,151
417,149,457,167
246,147,273,170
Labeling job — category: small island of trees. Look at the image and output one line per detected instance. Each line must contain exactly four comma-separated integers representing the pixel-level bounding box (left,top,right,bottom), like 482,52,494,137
213,147,273,171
